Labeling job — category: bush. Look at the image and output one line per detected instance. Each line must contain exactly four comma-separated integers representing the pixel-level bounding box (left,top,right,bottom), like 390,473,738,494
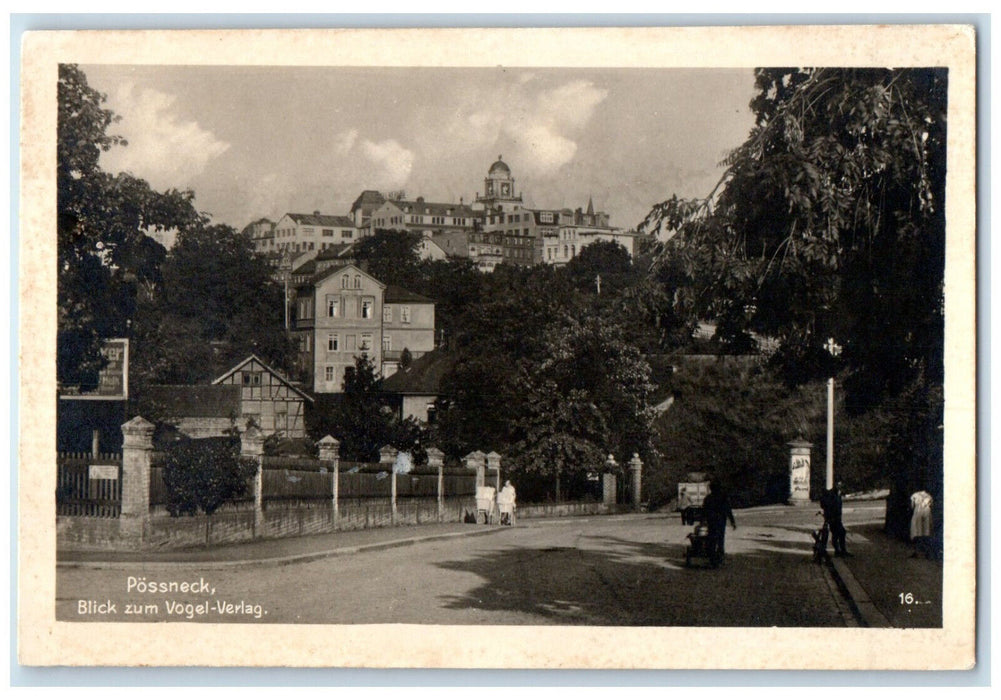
162,437,258,516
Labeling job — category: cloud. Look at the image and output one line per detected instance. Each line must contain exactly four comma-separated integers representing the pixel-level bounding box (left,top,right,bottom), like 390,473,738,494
333,128,358,155
359,138,415,189
99,82,229,191
428,77,609,177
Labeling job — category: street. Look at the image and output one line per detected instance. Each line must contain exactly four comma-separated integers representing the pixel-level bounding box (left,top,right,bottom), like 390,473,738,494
56,503,888,626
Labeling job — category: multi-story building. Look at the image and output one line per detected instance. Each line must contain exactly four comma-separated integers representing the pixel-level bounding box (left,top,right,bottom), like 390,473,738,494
367,196,481,238
293,264,435,394
242,218,277,255
273,211,360,255
349,190,387,228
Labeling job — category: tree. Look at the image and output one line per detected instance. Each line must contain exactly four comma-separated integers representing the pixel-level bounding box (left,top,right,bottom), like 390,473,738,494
643,68,946,402
131,223,296,386
565,240,637,295
309,355,425,462
58,64,202,389
161,437,257,516
642,68,947,536
353,229,423,289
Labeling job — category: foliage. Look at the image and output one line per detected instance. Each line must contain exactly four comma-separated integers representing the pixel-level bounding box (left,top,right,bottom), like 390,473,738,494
640,68,946,531
642,68,946,403
354,229,424,290
58,64,202,389
652,358,825,509
161,437,257,516
309,355,427,462
131,223,296,385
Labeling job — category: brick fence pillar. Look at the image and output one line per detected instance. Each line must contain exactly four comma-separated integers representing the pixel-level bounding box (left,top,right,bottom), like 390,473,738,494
120,416,155,549
240,426,265,537
427,447,445,522
464,450,486,488
318,436,341,525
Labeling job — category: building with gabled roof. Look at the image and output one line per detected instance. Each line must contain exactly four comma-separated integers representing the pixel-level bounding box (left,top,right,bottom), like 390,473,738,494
379,349,455,423
292,264,436,393
212,354,313,438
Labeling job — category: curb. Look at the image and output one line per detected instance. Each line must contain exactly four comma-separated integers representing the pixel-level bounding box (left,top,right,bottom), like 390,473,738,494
827,556,891,628
57,526,507,571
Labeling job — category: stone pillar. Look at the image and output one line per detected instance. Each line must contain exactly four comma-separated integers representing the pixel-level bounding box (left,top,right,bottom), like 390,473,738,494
318,436,341,525
787,438,813,505
464,451,486,488
629,453,643,510
240,426,265,537
380,445,398,524
120,416,155,549
486,451,502,493
427,447,445,522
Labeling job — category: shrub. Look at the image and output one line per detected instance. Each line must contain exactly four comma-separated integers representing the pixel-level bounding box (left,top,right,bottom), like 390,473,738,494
162,436,258,516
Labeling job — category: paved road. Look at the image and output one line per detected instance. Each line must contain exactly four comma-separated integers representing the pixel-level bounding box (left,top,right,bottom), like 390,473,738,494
57,505,883,626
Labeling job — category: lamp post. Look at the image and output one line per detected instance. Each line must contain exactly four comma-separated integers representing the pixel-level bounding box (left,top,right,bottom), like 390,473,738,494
280,251,292,330
824,337,842,490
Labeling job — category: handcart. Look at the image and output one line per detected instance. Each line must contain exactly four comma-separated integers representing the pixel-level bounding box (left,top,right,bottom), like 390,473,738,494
685,523,714,568
475,486,496,524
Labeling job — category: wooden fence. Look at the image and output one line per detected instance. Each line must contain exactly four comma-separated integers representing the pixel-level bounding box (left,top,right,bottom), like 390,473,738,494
56,452,123,517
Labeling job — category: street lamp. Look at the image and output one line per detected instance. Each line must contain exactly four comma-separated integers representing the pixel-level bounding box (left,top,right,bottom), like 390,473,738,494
824,337,842,490
280,250,292,330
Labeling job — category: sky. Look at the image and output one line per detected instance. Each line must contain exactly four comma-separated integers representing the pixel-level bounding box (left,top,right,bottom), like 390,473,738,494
80,65,758,234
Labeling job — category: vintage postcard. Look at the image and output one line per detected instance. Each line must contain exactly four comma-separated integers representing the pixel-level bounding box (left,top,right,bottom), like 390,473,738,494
18,25,977,669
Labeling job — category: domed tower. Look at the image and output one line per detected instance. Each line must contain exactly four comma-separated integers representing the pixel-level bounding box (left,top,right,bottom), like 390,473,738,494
476,156,522,208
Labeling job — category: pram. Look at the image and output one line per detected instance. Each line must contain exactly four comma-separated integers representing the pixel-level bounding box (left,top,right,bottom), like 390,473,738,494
685,523,714,568
475,486,496,524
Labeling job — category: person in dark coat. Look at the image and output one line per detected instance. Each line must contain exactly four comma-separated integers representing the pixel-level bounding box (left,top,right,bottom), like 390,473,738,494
702,480,737,567
819,481,849,556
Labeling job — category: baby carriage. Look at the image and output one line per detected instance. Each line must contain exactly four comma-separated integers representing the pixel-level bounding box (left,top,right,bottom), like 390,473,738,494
685,523,714,568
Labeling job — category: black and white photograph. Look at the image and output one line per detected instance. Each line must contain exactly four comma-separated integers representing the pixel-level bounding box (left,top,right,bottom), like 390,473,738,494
18,25,977,669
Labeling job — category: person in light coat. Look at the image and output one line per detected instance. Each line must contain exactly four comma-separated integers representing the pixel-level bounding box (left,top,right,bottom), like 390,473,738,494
497,480,517,526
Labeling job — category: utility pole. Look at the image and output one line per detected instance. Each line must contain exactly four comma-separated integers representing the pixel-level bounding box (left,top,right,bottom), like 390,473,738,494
824,337,842,490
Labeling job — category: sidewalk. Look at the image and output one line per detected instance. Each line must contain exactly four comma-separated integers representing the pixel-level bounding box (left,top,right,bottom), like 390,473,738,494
58,521,507,569
831,520,943,628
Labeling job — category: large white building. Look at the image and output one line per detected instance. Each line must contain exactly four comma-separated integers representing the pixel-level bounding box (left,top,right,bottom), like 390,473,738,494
273,211,361,255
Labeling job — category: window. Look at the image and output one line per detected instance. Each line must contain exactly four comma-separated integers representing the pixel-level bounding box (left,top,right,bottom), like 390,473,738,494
341,275,349,289
346,335,356,351
383,305,393,323
342,230,353,239
242,371,262,386
354,275,361,289
382,336,391,352
325,366,335,383
322,229,334,237
326,297,339,318
359,333,373,351
328,334,339,352
401,306,411,324
361,298,374,319
303,227,314,235
541,211,553,223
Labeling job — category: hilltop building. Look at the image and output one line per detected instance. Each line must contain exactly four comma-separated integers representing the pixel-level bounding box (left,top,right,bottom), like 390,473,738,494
273,211,361,255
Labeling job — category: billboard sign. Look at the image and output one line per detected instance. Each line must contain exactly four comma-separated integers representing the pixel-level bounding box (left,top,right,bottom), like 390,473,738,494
59,338,129,400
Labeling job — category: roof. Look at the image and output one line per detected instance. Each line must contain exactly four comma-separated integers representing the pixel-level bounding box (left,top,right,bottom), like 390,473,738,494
315,243,357,260
350,190,387,213
144,385,242,418
212,354,314,403
384,285,433,304
380,350,456,395
285,212,356,228
386,198,480,219
488,157,511,176
304,263,387,290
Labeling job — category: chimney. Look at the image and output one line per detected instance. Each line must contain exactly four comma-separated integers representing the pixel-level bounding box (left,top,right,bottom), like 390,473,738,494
314,210,321,216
